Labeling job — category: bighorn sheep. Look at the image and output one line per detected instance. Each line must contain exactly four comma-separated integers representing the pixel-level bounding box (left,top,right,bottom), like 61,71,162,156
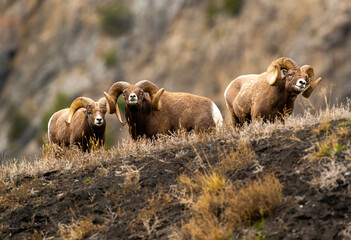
48,95,115,151
224,57,322,125
105,80,223,139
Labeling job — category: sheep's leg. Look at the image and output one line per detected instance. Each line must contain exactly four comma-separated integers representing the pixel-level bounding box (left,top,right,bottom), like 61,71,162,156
227,105,240,127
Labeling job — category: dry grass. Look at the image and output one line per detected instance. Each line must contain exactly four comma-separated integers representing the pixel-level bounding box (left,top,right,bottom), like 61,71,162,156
115,164,142,193
174,172,283,240
1,101,350,186
0,102,350,223
311,160,346,191
339,222,351,239
217,141,257,173
58,216,105,240
310,144,351,191
174,137,281,239
129,192,173,239
307,129,346,162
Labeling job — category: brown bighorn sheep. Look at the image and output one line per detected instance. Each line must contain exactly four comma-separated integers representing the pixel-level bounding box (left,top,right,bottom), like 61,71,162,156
48,95,115,151
224,57,322,125
105,80,223,139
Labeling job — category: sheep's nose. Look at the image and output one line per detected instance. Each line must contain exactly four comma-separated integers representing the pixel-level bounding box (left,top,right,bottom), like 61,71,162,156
129,93,137,101
95,117,103,125
297,79,306,88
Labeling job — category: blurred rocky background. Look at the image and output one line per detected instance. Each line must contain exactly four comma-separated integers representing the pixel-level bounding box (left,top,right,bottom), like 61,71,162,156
0,0,350,160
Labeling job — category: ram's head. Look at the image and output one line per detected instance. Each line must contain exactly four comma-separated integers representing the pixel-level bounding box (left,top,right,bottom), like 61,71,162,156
66,96,115,127
104,80,164,125
266,57,322,97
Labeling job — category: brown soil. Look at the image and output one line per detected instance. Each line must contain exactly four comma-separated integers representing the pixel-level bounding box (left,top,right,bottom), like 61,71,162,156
1,119,351,239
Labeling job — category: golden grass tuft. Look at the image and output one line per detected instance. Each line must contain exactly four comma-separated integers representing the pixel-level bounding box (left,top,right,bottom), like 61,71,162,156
58,216,105,240
312,132,346,161
313,121,331,135
175,172,283,240
218,141,257,173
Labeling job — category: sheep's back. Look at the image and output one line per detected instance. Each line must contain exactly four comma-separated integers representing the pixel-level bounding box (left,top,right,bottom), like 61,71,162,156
48,109,70,145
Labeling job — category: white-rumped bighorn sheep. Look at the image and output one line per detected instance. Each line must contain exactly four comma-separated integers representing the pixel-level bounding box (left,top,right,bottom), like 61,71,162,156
224,57,322,125
48,95,115,151
105,80,223,139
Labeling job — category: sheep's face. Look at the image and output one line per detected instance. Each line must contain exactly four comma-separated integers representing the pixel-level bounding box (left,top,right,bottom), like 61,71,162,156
123,86,151,110
85,103,107,127
282,68,310,95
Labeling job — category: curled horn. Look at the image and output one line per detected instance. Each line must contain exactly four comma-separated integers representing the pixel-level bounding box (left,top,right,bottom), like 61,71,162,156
67,97,95,125
301,65,322,98
266,57,297,86
152,88,164,111
136,80,163,111
136,80,159,96
104,92,126,126
106,81,131,126
97,95,117,118
99,94,116,114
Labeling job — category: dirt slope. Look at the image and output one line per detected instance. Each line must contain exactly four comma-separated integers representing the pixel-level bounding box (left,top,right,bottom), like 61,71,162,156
0,113,351,239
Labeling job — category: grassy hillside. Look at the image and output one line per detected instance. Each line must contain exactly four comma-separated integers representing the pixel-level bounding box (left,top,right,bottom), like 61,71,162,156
0,102,351,239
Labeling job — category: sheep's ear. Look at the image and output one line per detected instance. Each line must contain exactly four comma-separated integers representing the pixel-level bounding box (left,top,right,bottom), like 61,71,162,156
281,69,288,78
302,77,322,98
152,88,164,111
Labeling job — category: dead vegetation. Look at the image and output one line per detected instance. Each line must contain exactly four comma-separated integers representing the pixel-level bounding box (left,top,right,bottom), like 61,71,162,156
174,173,282,240
0,101,351,239
173,141,281,240
58,215,105,240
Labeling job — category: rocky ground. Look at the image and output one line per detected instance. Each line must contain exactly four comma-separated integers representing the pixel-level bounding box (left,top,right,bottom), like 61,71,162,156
0,111,351,239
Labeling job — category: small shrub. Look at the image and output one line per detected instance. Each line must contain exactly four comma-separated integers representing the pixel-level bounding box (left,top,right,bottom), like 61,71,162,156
313,161,346,191
223,0,244,16
99,0,132,37
314,133,345,160
130,192,173,238
9,111,29,141
103,49,118,67
313,121,331,134
205,0,220,25
205,0,244,26
84,178,91,184
254,218,266,240
177,173,283,239
58,216,105,240
218,141,257,173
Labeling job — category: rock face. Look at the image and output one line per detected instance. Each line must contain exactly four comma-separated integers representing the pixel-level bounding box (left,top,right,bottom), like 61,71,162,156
1,0,350,159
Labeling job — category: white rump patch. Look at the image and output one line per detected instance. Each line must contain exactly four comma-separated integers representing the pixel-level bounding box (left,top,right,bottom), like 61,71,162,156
212,102,223,127
224,80,235,109
47,113,54,143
